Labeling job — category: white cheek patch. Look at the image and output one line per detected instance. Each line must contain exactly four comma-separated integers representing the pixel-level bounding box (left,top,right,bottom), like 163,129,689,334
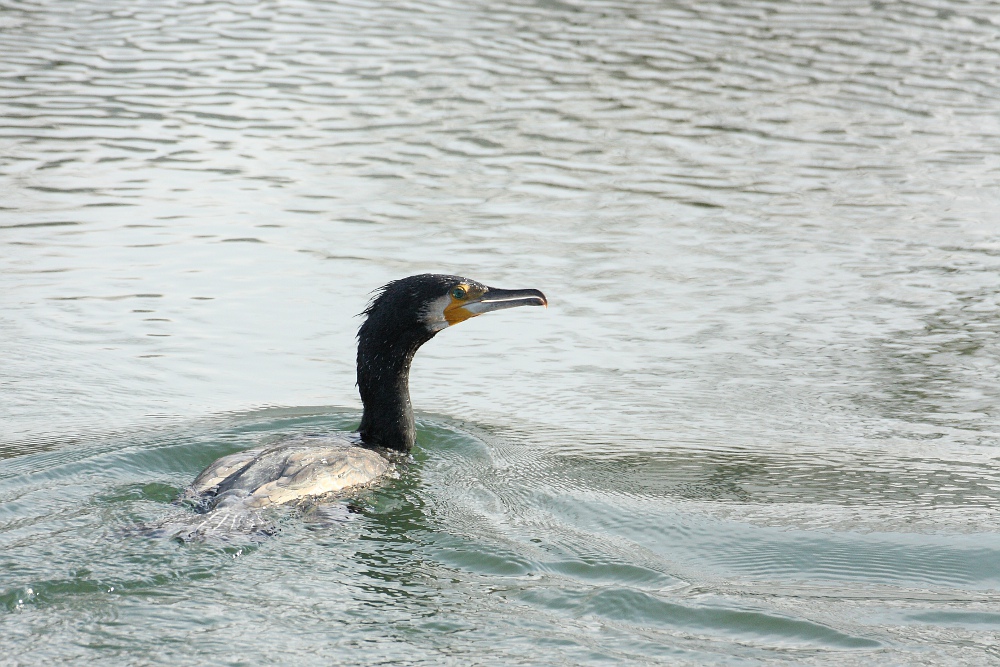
422,294,453,332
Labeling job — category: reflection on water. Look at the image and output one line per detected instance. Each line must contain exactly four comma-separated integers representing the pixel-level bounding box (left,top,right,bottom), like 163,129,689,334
4,0,1000,663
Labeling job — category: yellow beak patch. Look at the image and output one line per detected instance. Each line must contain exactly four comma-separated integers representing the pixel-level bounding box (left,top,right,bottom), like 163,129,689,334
443,296,476,326
442,283,485,326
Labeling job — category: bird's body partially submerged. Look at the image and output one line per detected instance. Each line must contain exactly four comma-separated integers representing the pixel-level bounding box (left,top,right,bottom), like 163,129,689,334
181,434,391,511
179,274,546,530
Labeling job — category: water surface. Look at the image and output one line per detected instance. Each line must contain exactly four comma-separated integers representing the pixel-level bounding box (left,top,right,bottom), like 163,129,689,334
3,0,1000,663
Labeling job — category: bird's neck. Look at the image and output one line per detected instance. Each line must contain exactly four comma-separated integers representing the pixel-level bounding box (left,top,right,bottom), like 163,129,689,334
356,325,434,452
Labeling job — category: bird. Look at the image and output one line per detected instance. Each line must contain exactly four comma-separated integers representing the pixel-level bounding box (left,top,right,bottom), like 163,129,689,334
180,273,547,518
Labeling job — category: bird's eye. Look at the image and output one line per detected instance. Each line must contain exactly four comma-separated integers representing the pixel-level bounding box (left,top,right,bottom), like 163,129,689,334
451,286,467,300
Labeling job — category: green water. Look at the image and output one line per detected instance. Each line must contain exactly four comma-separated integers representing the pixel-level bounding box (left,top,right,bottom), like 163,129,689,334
0,410,908,663
4,0,1000,663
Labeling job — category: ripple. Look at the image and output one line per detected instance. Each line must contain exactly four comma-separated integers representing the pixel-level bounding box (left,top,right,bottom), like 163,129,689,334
520,586,880,649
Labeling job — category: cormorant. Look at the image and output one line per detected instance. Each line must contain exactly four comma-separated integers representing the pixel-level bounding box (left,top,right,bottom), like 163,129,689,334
182,274,547,513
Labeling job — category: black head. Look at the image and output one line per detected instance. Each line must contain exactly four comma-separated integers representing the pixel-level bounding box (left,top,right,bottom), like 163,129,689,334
356,274,547,451
361,273,547,338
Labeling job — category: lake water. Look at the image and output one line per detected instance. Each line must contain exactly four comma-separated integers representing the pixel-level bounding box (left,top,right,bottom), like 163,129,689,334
3,0,1000,663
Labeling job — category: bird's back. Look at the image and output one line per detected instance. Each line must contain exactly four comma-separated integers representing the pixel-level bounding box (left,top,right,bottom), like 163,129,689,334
184,434,392,510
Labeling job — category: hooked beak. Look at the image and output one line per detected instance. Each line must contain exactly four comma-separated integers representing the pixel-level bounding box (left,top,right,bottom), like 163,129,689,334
464,287,548,315
443,286,547,326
